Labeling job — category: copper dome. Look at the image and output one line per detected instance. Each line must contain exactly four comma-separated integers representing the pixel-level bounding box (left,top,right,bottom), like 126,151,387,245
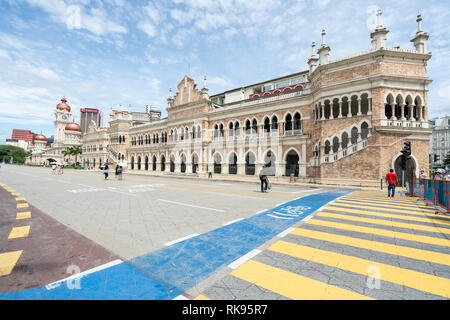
57,97,71,112
65,122,81,132
34,134,47,142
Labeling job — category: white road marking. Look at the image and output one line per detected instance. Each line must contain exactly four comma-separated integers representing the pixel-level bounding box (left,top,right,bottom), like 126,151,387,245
157,199,225,212
222,218,244,226
290,188,324,194
228,249,262,269
165,234,200,246
276,227,295,238
256,209,268,214
207,191,265,200
267,214,293,220
45,259,123,290
173,294,190,300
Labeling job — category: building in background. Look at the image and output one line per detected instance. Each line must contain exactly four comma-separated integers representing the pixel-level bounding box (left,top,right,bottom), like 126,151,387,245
429,116,450,166
81,120,109,169
80,108,102,134
5,138,31,151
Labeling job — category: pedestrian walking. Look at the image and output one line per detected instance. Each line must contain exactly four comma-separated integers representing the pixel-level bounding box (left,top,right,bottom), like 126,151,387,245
208,166,212,179
259,166,268,192
419,170,428,179
115,165,119,180
385,169,399,198
104,164,109,180
51,162,56,174
118,166,123,180
60,164,64,174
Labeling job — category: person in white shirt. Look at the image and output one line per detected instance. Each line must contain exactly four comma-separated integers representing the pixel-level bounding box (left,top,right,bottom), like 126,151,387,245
419,170,428,179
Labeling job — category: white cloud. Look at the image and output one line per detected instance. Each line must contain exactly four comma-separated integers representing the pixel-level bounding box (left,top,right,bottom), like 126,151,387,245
138,21,157,37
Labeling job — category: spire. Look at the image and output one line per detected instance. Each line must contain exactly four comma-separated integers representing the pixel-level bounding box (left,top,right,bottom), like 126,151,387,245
318,29,331,65
321,28,326,47
308,41,319,74
411,11,429,54
376,8,383,30
167,88,174,107
201,75,210,101
417,11,423,33
203,75,207,89
370,8,389,50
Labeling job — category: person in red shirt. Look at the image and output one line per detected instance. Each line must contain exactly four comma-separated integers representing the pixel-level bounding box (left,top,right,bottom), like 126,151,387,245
386,169,399,198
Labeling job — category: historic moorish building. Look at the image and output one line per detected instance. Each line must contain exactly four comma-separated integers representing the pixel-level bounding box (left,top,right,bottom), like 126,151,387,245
119,11,432,187
30,97,82,165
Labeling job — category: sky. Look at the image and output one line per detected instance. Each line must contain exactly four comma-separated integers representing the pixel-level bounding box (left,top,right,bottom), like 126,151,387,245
0,0,449,143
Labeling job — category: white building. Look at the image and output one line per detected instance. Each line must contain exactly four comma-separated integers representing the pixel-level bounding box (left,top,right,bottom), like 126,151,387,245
429,116,450,166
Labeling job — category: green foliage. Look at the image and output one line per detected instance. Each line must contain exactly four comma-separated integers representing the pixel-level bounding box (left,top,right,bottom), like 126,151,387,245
0,145,29,164
62,145,82,164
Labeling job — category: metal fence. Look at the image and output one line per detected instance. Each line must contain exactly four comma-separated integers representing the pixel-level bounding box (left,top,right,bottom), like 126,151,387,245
411,179,450,213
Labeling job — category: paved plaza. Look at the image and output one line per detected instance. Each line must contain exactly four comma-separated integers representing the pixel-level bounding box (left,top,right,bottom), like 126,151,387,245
0,165,449,300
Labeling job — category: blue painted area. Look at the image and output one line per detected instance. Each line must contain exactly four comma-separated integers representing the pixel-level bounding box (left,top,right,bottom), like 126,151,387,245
0,189,353,300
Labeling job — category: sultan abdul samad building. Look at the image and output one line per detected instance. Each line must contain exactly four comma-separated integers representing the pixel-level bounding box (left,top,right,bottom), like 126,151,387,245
45,10,433,188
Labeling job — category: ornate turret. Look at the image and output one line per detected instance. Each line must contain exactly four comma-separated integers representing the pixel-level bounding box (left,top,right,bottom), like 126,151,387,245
308,41,319,74
411,12,429,54
318,29,331,65
370,9,389,50
201,75,210,100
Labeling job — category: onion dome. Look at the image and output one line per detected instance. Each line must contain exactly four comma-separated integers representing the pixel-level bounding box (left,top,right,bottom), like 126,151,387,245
34,134,47,142
65,122,81,132
57,97,71,112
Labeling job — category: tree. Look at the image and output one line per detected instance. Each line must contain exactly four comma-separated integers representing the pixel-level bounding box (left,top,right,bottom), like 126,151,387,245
0,145,28,164
62,145,82,165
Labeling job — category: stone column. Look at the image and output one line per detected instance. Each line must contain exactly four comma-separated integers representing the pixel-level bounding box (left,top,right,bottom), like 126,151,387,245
400,103,406,120
222,162,229,175
419,105,424,121
357,99,362,116
321,104,325,120
330,104,334,120
391,104,396,120
338,101,343,118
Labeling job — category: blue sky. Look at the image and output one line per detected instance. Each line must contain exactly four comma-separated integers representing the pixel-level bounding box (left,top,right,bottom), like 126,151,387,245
0,0,449,143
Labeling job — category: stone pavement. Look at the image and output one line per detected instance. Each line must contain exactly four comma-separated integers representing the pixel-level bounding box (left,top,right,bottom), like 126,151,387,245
192,191,450,300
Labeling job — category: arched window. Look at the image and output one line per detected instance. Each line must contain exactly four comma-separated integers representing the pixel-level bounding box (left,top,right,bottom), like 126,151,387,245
170,155,175,172
152,156,157,171
161,155,166,172
228,152,237,174
294,113,301,131
197,126,201,139
285,114,292,132
245,152,256,175
185,127,189,140
119,136,122,144
214,124,219,138
219,124,224,138
341,132,349,149
180,154,186,173
137,156,141,170
264,117,271,133
361,122,369,139
192,153,199,173
351,127,359,144
228,122,234,137
181,128,184,141
332,137,340,153
252,119,258,135
285,150,299,177
264,151,276,176
234,122,240,137
145,156,149,170
214,153,222,174
131,156,135,170
245,120,251,135
272,116,278,131
324,141,331,155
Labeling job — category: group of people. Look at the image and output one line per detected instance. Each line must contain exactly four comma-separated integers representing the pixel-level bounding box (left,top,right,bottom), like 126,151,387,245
51,162,64,175
103,164,123,180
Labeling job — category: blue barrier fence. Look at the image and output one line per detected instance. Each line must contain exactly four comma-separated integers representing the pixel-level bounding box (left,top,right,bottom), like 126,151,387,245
412,179,449,213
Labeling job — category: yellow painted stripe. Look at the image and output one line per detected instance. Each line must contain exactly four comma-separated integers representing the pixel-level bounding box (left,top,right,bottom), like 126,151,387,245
330,202,445,219
342,198,429,207
325,206,450,226
290,228,450,266
268,241,450,298
16,211,31,220
318,211,450,235
16,203,29,209
193,295,211,300
0,183,6,186
0,250,23,276
8,226,30,239
336,199,435,212
230,260,373,300
343,197,425,205
306,218,450,247
15,197,26,201
11,193,21,196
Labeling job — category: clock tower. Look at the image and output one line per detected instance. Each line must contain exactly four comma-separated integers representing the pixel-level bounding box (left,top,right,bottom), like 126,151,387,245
54,97,72,145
